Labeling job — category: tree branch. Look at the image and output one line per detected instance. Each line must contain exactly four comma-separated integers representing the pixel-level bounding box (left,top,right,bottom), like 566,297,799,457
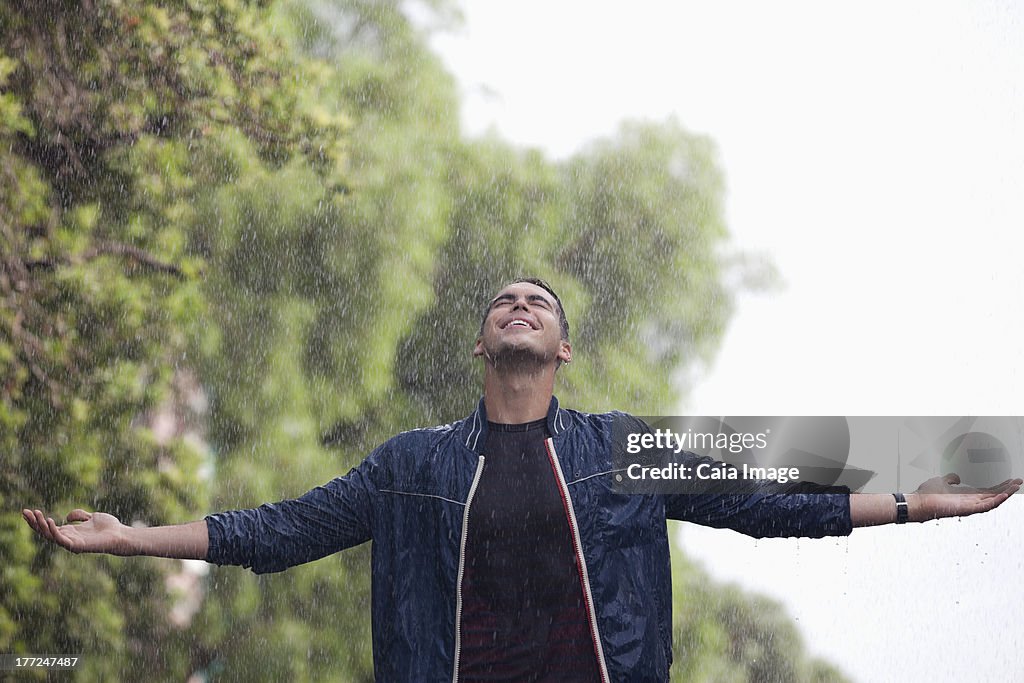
25,241,187,278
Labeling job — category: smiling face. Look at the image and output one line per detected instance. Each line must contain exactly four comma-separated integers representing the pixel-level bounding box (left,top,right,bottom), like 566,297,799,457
474,281,572,369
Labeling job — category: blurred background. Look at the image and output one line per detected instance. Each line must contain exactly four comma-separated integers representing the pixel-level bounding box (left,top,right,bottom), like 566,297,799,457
2,1,1020,680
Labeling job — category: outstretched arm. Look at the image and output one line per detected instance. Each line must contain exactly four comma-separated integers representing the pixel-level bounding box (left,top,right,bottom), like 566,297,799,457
850,474,1021,527
22,508,208,560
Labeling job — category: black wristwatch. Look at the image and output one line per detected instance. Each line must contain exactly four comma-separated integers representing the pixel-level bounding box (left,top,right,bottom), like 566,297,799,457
893,492,909,524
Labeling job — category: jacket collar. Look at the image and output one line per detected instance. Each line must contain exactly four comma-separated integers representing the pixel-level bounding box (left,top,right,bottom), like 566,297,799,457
461,395,571,454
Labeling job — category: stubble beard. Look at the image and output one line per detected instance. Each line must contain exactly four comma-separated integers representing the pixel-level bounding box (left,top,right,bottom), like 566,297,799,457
484,341,554,373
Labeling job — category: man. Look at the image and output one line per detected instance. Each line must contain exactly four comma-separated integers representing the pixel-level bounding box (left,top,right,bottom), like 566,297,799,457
23,278,1021,682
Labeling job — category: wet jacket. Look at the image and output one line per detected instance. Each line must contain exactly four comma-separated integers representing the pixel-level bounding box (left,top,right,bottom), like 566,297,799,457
205,398,852,682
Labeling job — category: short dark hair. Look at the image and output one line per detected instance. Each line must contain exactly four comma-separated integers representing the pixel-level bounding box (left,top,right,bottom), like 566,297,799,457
480,277,570,341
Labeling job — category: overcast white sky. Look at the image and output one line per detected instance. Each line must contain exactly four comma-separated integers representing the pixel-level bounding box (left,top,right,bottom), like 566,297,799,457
430,2,1024,681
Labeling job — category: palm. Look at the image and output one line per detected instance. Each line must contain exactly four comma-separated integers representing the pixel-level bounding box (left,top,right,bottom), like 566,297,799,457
913,473,1021,520
22,508,127,555
59,512,122,552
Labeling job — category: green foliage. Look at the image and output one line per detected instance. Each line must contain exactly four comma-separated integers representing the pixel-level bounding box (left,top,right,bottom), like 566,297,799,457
1,0,346,678
670,545,850,683
4,0,831,680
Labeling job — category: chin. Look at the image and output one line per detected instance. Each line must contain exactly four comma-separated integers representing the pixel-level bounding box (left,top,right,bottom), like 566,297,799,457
489,345,552,368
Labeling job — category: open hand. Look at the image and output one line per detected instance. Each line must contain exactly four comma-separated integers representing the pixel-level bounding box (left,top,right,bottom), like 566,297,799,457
910,473,1022,521
22,508,131,555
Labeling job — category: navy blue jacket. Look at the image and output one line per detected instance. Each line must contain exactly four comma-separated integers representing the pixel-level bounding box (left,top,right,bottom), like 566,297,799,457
206,398,852,681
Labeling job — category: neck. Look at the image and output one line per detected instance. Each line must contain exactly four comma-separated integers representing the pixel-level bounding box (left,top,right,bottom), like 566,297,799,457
482,363,555,424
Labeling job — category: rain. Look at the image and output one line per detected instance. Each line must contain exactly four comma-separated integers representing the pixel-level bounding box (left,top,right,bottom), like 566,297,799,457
4,1,1023,681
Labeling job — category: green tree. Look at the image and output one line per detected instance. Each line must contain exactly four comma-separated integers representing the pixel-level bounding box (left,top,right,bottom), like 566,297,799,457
670,551,849,683
1,0,346,678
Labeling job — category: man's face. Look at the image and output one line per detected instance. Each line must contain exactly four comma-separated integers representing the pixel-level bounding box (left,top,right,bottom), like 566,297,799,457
474,282,571,368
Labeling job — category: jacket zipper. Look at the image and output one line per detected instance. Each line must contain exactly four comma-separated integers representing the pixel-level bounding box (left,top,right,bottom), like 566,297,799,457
451,455,485,683
544,437,612,683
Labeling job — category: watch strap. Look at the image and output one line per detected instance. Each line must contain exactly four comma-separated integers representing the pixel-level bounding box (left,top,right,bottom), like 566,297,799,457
893,492,909,524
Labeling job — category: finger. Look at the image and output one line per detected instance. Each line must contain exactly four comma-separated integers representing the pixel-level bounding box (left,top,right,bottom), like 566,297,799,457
978,492,1009,513
989,479,1020,494
22,509,43,535
945,495,990,517
31,510,53,541
965,479,1020,496
45,516,72,551
24,509,41,534
974,491,1012,514
66,509,91,523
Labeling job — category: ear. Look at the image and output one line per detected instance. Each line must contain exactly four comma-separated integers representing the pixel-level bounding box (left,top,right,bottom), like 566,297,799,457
473,336,485,358
557,340,572,364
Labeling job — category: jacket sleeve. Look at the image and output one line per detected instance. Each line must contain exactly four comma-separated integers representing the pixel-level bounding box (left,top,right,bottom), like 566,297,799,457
204,446,383,574
613,412,853,538
662,451,854,538
664,488,853,538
